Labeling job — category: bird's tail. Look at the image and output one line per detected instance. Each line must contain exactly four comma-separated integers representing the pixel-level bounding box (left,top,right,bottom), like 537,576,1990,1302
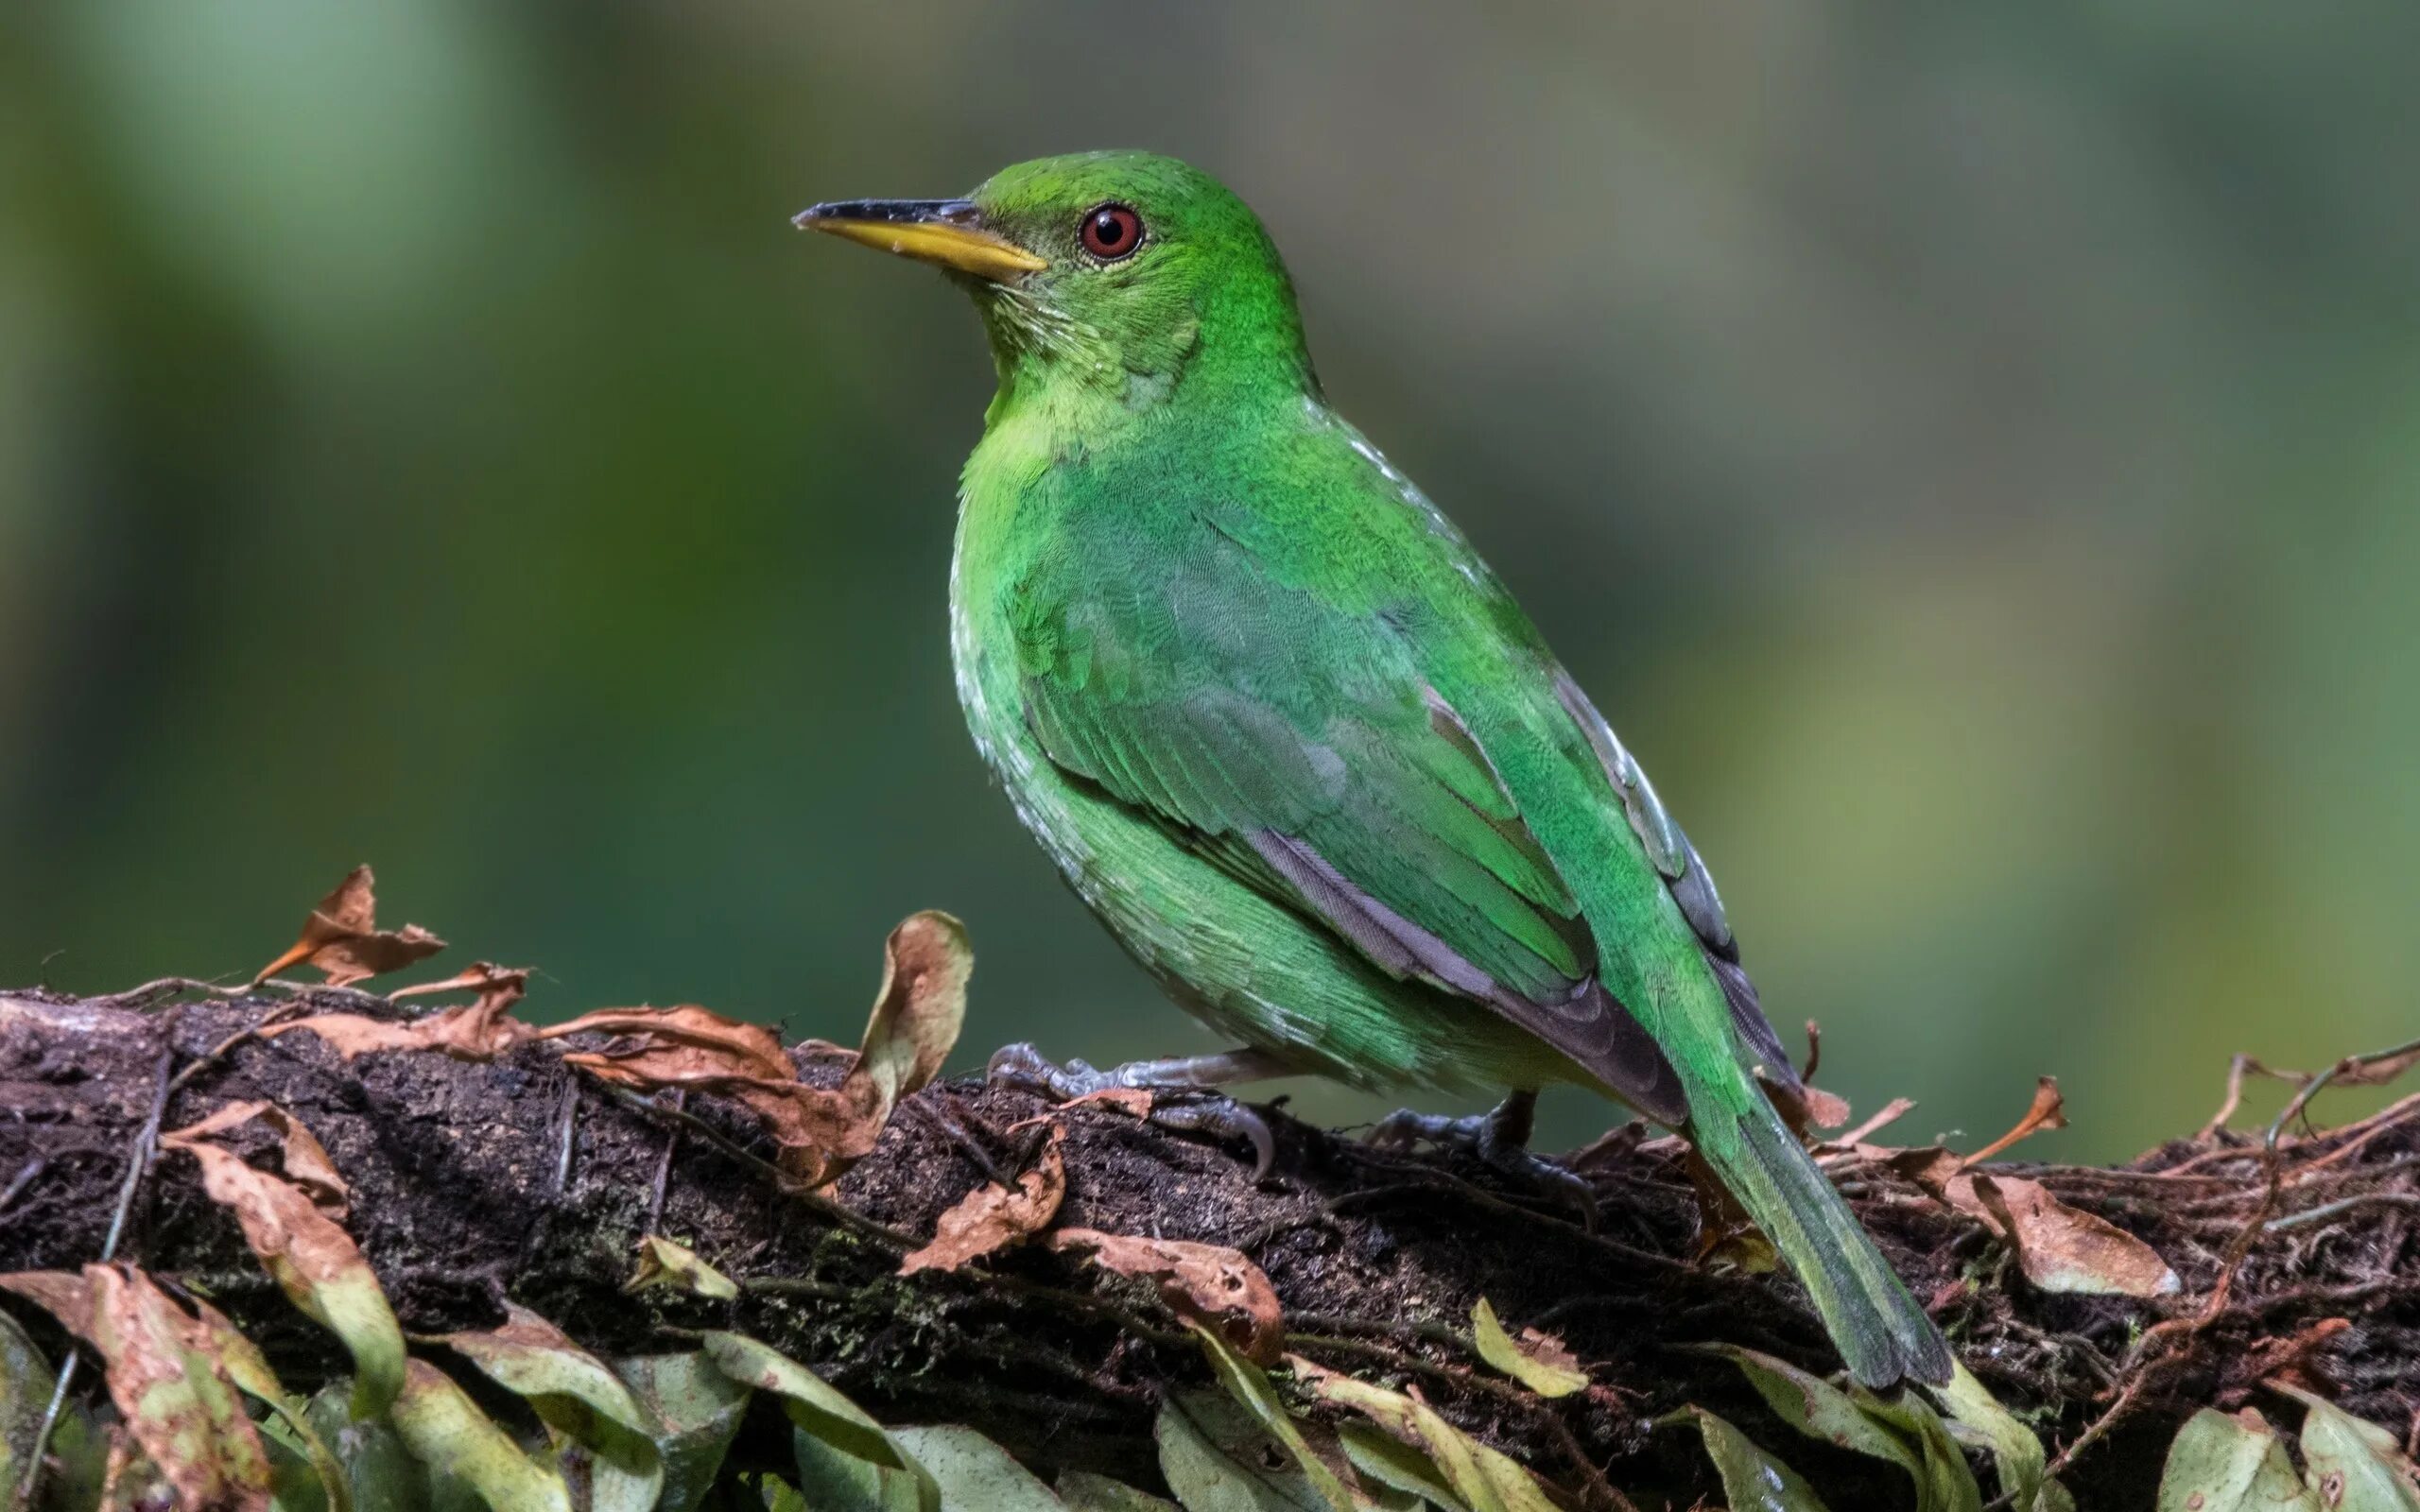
1687,1069,1952,1388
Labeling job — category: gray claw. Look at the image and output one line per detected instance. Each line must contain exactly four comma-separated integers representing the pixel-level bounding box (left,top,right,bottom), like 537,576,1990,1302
1366,1093,1599,1229
1151,1097,1277,1181
985,1042,1278,1179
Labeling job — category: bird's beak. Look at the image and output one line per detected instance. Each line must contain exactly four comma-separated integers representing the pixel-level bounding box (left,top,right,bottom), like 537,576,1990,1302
793,198,1046,282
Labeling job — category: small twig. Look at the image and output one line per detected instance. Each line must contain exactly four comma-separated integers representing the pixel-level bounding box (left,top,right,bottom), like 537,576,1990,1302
20,1038,177,1511
84,975,253,1012
163,1000,312,1100
2032,1359,2169,1493
596,1083,915,1251
2264,1192,2420,1233
0,1157,44,1218
908,1091,1008,1185
550,1076,581,1197
1333,1160,1687,1275
2200,1054,2256,1141
102,1040,177,1266
646,1090,686,1232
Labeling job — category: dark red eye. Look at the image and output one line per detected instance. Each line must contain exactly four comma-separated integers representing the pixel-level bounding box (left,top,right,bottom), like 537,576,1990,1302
1079,202,1143,261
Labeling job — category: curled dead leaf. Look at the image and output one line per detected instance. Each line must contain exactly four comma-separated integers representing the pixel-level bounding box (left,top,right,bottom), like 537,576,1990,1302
0,1264,274,1509
626,1234,740,1300
164,1130,407,1414
1049,1226,1282,1365
252,865,446,988
1889,1147,2176,1297
547,912,970,1191
1966,1171,2180,1298
783,909,971,1183
541,1005,793,1083
164,1101,351,1220
1960,1077,2069,1169
900,1125,1067,1276
260,962,531,1063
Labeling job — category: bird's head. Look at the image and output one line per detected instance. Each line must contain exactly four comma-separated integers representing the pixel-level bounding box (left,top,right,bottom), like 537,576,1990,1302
798,151,1314,412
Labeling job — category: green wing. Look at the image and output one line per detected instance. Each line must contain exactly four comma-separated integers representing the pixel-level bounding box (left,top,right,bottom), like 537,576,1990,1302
1007,510,1691,1121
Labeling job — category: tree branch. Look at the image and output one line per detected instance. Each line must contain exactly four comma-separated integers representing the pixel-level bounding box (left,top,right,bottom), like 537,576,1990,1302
1,988,2412,1507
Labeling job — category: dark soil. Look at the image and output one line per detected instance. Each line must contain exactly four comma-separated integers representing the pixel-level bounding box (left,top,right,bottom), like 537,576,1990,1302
2,988,2413,1509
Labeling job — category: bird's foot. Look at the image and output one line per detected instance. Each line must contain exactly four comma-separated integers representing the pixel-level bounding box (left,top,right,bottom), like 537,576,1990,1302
985,1042,1281,1179
1367,1090,1599,1228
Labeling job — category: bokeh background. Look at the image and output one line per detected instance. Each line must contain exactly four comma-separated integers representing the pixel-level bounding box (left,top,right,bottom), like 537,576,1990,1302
6,4,2416,1162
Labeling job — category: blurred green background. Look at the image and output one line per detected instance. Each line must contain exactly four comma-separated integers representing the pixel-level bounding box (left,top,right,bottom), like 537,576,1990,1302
6,4,2416,1163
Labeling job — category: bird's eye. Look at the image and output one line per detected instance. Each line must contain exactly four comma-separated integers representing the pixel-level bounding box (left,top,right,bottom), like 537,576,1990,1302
1079,203,1144,261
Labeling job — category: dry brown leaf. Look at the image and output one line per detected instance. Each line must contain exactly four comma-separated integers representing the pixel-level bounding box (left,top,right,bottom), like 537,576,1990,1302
900,1125,1067,1276
550,913,970,1190
252,865,446,988
164,1101,350,1220
0,1264,273,1508
783,909,971,1181
1959,1076,2069,1170
1797,1084,1854,1131
1049,1226,1283,1364
1965,1171,2180,1297
1816,1096,1918,1157
261,962,531,1063
540,1004,793,1082
164,1132,407,1412
385,960,530,1004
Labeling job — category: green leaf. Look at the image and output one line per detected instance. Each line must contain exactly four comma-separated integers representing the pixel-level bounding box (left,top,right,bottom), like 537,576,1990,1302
1337,1425,1470,1512
1303,1371,1559,1512
261,1416,336,1512
0,1265,275,1510
2278,1388,2420,1512
168,1141,407,1418
1157,1393,1321,1512
611,1352,751,1512
626,1236,740,1302
438,1306,662,1512
1188,1324,1355,1512
1058,1469,1183,1511
1670,1405,1834,1512
758,1472,811,1512
2,1309,57,1503
1468,1300,1584,1399
1701,1345,1923,1482
1854,1387,1984,1512
190,1298,354,1512
791,1428,927,1512
702,1332,897,1471
699,1333,938,1512
1929,1363,2070,1512
308,1383,433,1512
890,1426,1067,1511
388,1358,572,1512
2154,1409,2319,1512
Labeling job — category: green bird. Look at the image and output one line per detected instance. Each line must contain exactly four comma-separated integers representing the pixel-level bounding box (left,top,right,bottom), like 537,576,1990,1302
799,152,1952,1388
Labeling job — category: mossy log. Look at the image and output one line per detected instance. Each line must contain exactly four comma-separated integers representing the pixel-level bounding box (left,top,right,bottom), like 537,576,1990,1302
2,988,2414,1508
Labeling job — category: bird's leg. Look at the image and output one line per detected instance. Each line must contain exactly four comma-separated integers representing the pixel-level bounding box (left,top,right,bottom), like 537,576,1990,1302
1368,1089,1599,1228
986,1043,1292,1178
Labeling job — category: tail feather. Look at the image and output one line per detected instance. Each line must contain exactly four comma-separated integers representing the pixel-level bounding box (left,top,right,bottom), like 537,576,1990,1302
1694,1086,1952,1388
